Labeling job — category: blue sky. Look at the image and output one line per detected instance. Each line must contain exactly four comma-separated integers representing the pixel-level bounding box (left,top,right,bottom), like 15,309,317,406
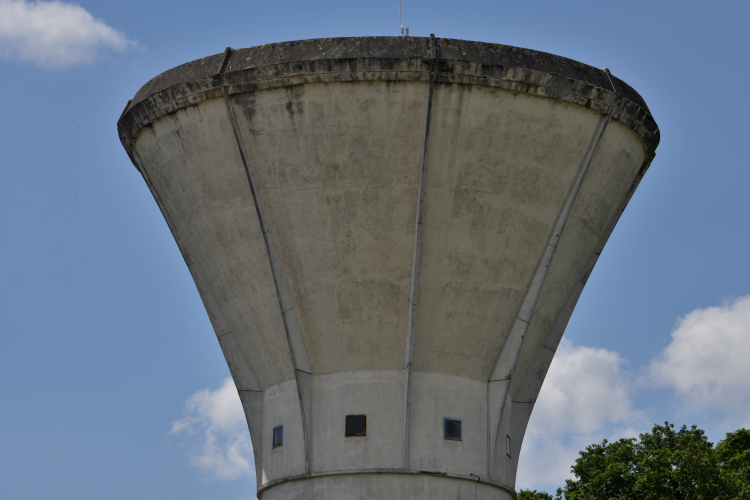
1,0,748,498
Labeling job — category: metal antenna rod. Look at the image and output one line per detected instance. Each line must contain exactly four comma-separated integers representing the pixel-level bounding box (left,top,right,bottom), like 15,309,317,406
399,0,408,36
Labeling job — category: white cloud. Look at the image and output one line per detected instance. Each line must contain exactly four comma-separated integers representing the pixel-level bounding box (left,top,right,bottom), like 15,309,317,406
517,340,647,491
516,295,750,492
647,295,750,424
0,0,135,67
172,377,254,480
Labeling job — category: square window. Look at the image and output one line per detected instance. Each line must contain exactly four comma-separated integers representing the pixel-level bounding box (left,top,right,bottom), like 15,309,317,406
506,435,511,457
345,415,366,436
272,425,283,448
444,418,462,440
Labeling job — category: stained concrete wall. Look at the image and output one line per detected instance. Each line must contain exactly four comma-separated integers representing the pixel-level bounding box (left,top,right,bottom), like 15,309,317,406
118,36,659,500
312,371,404,471
132,98,295,388
413,83,602,382
232,82,424,375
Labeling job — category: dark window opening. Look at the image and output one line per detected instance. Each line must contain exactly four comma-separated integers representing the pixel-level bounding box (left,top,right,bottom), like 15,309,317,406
506,435,511,457
444,418,462,440
345,415,367,436
272,425,283,448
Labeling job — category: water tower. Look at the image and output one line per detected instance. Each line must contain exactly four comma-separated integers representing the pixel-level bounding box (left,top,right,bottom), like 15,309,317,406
118,36,659,500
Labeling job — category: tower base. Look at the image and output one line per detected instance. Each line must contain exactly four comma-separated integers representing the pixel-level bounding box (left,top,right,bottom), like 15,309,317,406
259,472,515,500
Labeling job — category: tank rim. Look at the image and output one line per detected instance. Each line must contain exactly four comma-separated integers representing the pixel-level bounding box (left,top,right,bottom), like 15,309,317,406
118,36,659,154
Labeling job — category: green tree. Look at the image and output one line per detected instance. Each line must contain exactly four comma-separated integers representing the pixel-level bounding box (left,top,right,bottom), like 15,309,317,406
518,489,554,500
632,422,721,500
556,422,749,500
562,436,638,499
717,428,750,500
519,423,750,499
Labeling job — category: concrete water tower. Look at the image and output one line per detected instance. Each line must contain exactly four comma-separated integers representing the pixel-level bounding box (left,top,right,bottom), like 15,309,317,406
118,36,659,500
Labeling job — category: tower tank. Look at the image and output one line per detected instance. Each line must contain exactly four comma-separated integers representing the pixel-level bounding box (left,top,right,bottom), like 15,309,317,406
117,36,659,500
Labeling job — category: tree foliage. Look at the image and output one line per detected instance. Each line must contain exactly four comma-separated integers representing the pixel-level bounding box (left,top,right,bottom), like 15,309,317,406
716,428,750,500
518,423,750,500
518,490,555,500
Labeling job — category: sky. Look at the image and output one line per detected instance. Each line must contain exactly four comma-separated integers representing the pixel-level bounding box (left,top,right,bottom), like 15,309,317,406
1,0,748,498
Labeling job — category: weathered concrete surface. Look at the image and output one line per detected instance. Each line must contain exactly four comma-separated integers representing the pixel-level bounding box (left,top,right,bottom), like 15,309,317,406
118,36,659,500
132,98,295,388
413,84,601,381
511,119,647,396
408,372,488,475
232,82,424,375
312,371,404,471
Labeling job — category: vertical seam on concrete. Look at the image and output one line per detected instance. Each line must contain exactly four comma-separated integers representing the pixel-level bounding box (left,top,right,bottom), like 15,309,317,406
509,151,656,402
219,49,313,474
503,151,655,482
403,33,437,470
488,90,618,383
488,370,494,477
486,80,619,478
